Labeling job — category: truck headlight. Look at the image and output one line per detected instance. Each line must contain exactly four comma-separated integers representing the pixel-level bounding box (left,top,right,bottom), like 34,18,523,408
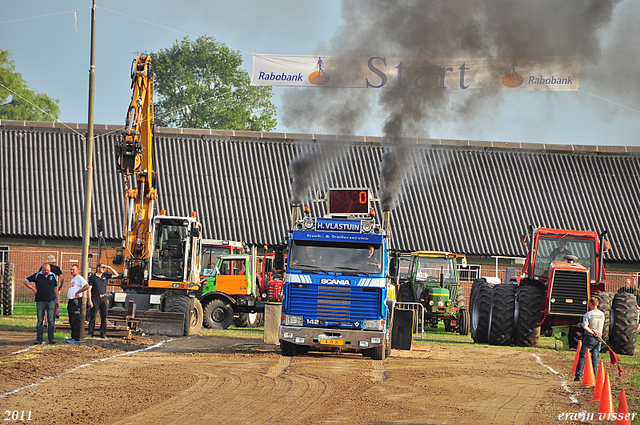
285,315,303,326
363,319,383,330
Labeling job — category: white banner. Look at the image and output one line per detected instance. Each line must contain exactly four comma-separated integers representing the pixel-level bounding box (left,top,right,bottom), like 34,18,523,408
251,54,581,91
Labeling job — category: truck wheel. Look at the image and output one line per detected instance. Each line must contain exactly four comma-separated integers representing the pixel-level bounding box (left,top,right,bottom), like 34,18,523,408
164,292,192,336
281,340,296,357
235,312,262,328
2,263,15,316
470,279,492,344
203,299,234,329
458,309,470,336
398,285,415,302
610,292,637,356
515,286,542,347
189,298,204,335
592,291,614,346
370,343,385,360
488,284,516,346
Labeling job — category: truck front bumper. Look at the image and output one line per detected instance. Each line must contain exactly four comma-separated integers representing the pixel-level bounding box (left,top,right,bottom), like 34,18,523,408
279,326,385,351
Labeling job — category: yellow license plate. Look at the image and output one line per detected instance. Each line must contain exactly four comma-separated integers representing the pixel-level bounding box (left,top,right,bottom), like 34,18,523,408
320,339,344,346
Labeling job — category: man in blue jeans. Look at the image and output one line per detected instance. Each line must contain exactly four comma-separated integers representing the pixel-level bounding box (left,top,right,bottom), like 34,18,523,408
23,263,59,344
574,297,605,382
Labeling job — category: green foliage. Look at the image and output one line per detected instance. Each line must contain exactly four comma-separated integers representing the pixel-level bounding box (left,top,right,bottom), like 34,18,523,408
0,50,60,121
148,36,277,131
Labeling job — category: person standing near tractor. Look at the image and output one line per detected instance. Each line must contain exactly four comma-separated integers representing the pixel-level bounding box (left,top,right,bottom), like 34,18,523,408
67,264,90,343
23,263,59,344
44,255,64,323
88,263,118,338
574,297,605,382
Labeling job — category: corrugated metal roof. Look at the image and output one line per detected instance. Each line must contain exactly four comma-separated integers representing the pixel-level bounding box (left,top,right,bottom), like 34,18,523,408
2,120,640,262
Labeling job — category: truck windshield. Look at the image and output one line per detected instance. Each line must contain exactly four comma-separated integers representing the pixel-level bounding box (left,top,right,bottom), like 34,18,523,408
202,246,231,276
289,241,383,275
414,257,457,283
151,222,188,280
533,236,596,278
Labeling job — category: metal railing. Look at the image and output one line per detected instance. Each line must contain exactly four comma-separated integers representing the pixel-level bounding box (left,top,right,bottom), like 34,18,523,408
396,302,426,338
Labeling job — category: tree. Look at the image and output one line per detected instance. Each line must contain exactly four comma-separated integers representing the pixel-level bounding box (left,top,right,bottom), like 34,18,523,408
0,50,60,121
149,36,277,131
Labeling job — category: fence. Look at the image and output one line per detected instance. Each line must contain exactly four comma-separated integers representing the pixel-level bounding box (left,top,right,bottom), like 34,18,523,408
1,249,102,304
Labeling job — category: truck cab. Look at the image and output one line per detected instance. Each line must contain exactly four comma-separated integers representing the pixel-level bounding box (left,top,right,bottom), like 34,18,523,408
279,188,396,360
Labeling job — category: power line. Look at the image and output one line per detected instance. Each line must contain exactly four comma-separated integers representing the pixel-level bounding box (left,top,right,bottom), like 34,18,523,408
0,8,90,25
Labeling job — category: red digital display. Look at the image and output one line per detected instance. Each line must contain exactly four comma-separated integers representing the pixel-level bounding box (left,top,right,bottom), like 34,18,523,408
328,189,369,214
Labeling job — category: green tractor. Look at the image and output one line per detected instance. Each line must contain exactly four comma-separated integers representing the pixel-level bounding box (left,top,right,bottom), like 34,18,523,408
396,251,470,335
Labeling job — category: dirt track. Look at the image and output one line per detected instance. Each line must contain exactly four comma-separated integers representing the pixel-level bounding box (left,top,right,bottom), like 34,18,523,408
0,331,618,424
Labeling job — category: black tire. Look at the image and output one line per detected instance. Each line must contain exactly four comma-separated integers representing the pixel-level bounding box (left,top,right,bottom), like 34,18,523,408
281,340,296,357
470,279,492,343
568,326,583,349
515,286,542,347
370,343,385,360
488,284,516,345
592,291,613,345
235,312,263,328
398,285,415,302
610,292,637,356
3,263,15,316
203,299,234,329
189,298,204,335
164,292,193,336
454,285,466,310
458,309,470,336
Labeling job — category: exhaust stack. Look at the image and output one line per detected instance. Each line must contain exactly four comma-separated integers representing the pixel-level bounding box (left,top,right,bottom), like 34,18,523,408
382,210,391,235
290,204,302,230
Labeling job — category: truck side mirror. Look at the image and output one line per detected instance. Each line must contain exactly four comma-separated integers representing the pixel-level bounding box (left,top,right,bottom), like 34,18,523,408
275,248,285,271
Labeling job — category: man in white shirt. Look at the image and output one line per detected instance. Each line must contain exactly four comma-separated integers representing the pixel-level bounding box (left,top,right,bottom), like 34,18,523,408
67,264,90,343
574,297,605,382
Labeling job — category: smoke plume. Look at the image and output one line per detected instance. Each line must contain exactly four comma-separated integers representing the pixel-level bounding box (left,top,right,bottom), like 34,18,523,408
283,0,624,209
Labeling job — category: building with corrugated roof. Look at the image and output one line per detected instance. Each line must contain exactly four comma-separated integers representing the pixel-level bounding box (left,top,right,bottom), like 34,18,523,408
1,119,639,295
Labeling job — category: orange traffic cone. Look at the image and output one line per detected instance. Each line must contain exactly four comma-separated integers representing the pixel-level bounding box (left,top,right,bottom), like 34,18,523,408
598,373,615,417
572,340,582,374
616,388,631,425
590,360,605,401
582,355,596,387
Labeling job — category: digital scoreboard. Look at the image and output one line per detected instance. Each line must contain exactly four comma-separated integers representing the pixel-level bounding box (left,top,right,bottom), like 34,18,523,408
328,189,370,215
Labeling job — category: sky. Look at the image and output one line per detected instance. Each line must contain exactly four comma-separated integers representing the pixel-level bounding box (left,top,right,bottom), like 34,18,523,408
2,0,639,146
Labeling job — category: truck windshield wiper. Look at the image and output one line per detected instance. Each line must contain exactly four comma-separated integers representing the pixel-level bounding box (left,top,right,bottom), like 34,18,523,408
295,264,321,271
334,266,369,276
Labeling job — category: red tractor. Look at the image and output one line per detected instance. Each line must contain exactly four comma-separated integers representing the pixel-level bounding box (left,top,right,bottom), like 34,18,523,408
470,227,637,355
259,249,286,302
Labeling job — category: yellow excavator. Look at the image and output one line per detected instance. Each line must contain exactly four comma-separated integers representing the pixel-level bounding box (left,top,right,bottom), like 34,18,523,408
102,55,203,336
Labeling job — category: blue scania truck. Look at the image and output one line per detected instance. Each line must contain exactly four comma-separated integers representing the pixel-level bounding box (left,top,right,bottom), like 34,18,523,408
279,188,396,360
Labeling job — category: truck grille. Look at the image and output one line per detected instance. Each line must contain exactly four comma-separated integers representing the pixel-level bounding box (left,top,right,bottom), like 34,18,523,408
548,270,589,316
286,284,382,327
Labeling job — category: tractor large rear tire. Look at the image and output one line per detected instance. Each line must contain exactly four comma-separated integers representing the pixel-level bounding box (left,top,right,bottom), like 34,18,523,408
164,292,194,336
488,284,516,346
203,299,234,329
458,309,470,336
610,292,637,356
515,286,542,347
470,279,493,344
592,291,614,346
2,263,15,316
398,285,415,302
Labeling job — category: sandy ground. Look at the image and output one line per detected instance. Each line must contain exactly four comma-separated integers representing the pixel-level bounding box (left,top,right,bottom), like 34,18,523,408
0,330,632,424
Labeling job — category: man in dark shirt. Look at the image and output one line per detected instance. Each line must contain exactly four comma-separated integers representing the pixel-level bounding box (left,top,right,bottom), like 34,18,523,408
88,263,119,338
23,263,59,344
